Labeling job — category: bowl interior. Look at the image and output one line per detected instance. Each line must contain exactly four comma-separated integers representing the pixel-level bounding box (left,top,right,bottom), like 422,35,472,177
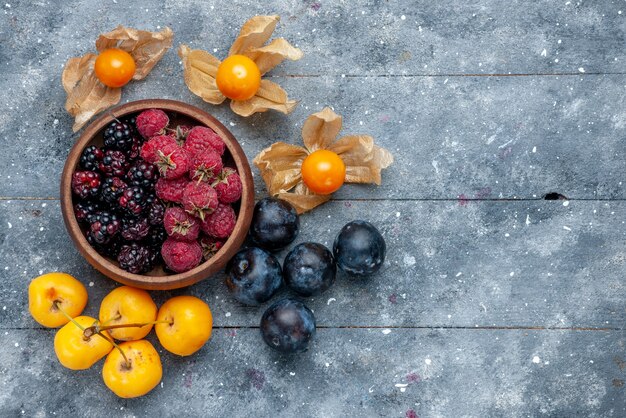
62,99,254,290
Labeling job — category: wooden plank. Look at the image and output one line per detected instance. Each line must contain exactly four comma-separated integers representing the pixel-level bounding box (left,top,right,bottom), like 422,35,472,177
1,199,623,329
1,328,623,416
2,0,625,75
2,74,626,199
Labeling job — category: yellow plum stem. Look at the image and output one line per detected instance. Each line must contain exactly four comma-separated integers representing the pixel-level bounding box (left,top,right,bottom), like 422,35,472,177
52,300,85,331
95,330,131,369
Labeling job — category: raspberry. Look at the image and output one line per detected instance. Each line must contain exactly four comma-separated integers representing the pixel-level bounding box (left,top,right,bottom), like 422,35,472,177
136,109,169,138
163,207,200,241
99,176,128,204
167,125,191,145
155,177,188,203
73,200,101,224
147,200,165,225
103,121,134,152
200,203,236,238
117,243,153,274
155,143,191,179
183,126,225,157
140,135,177,163
72,171,101,199
212,168,242,203
79,145,104,171
182,181,218,221
161,238,202,273
121,216,151,241
99,150,129,177
126,160,159,188
88,210,121,245
199,235,224,260
118,186,148,216
190,150,223,183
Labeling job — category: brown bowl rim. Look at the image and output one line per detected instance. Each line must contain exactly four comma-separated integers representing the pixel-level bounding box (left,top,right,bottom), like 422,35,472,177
60,99,254,290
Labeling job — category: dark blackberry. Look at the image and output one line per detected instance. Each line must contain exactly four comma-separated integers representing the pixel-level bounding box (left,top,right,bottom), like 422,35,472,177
118,186,148,215
99,177,128,204
88,234,122,258
117,243,153,274
144,225,167,252
74,200,101,224
103,121,133,152
147,200,165,226
127,160,159,188
123,115,138,132
71,171,101,199
121,216,151,241
88,211,121,245
99,150,129,177
79,146,104,171
128,135,144,160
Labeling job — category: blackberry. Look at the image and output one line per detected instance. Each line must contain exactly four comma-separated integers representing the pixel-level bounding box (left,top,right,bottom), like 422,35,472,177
79,146,104,171
126,161,159,188
128,135,144,160
71,171,101,199
117,243,153,274
74,200,101,224
123,115,138,132
88,234,122,258
99,150,129,177
147,200,165,226
121,216,151,241
144,226,167,254
99,177,128,204
118,186,148,215
88,211,121,245
103,121,133,152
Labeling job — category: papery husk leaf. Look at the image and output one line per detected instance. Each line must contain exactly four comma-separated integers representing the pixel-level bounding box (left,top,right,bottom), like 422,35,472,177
178,44,226,104
253,142,308,195
62,53,122,132
246,38,304,74
276,184,332,214
229,15,279,56
328,135,394,185
96,26,174,80
230,79,297,117
302,107,343,152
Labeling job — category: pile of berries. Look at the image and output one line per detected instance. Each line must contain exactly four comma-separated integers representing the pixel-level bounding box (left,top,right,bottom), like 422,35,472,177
71,108,242,274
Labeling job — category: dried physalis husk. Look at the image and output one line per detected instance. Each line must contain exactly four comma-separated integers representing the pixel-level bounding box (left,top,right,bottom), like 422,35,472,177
179,15,303,117
62,26,174,132
254,107,394,214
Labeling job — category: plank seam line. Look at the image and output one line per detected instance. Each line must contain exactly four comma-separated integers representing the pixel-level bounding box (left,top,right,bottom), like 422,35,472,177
3,197,626,202
266,72,626,78
6,325,622,331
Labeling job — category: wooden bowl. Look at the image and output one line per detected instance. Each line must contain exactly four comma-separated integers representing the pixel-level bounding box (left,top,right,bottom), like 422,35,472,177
60,99,254,290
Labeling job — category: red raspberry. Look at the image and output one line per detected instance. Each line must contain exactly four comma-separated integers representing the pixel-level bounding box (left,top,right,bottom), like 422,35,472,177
199,235,224,260
140,135,177,163
212,168,242,203
155,177,188,203
167,125,191,145
163,207,200,241
182,182,218,221
136,109,169,138
154,143,191,179
71,171,101,199
161,238,202,273
190,150,223,183
183,126,225,157
200,203,236,238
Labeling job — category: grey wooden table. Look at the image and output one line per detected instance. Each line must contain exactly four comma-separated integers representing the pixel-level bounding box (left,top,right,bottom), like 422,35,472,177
1,1,625,417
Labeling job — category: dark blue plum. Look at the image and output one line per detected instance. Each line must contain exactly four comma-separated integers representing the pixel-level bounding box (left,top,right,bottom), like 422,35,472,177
260,298,316,353
283,242,336,296
249,198,299,250
333,220,386,276
225,247,283,306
